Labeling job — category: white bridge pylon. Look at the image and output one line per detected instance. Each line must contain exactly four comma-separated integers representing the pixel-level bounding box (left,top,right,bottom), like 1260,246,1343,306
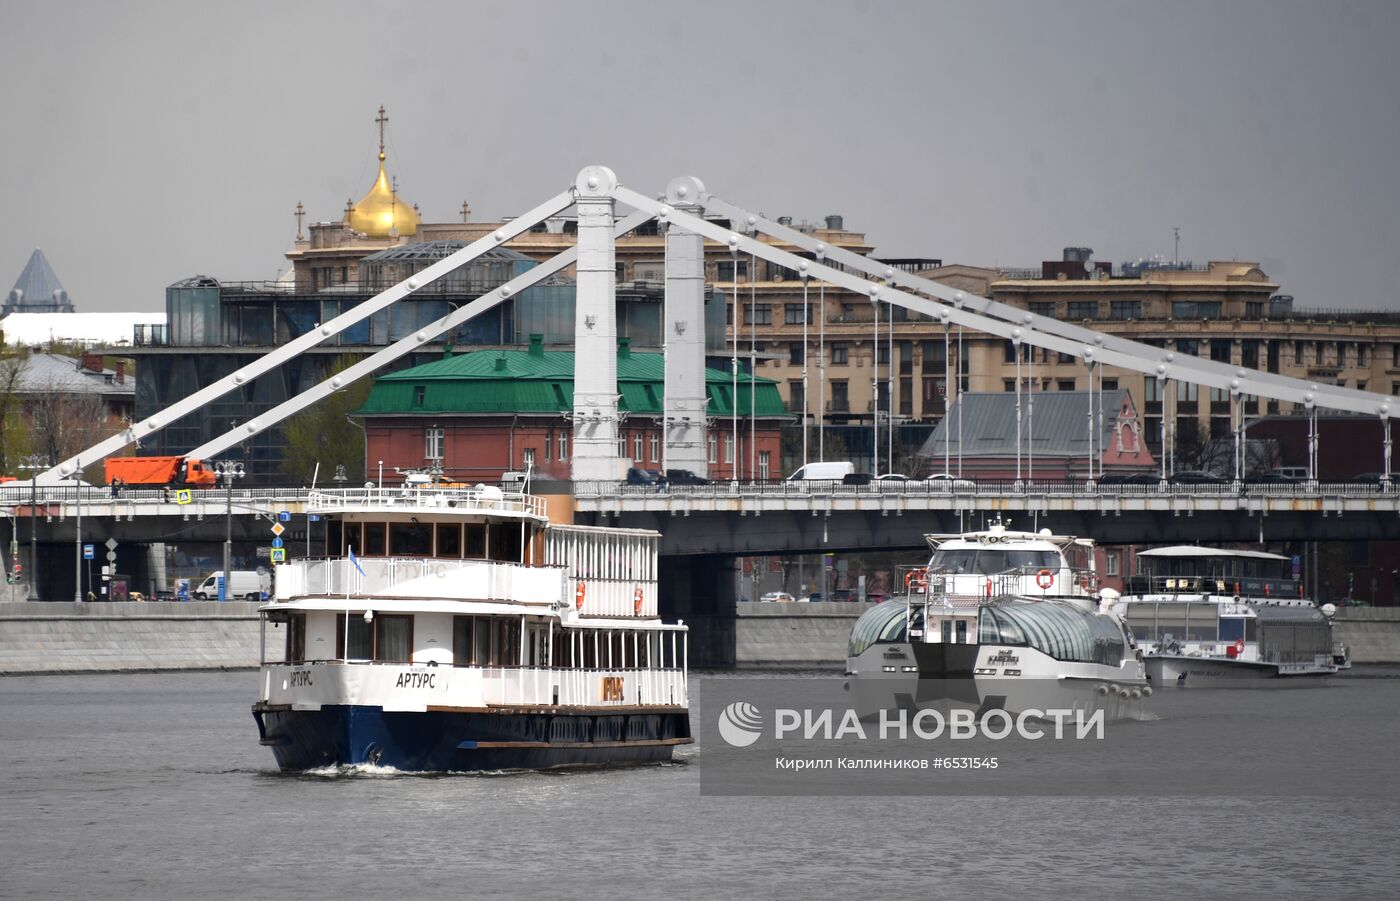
45,166,1395,484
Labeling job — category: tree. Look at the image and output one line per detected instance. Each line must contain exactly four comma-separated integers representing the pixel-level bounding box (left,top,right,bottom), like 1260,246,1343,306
279,357,370,485
27,386,112,465
0,345,31,474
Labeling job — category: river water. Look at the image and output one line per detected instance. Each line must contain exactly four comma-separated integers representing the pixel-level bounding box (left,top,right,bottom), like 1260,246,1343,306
2,670,1398,900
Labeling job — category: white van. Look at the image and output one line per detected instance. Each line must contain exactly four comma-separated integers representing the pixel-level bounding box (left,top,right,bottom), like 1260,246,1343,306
786,461,856,481
194,570,270,600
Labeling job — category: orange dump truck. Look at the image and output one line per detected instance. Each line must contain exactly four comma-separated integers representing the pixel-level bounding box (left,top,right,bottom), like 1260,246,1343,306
104,456,217,486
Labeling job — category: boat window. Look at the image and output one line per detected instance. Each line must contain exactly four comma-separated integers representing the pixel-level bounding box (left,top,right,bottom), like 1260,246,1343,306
436,523,461,558
941,620,953,643
981,602,1124,665
465,524,487,559
955,620,968,643
1218,618,1245,643
453,616,474,665
390,522,432,557
375,615,413,663
364,522,387,556
475,617,491,664
342,522,361,556
327,520,343,558
336,614,373,661
1185,607,1218,642
930,548,1060,574
1005,550,1062,570
848,601,909,657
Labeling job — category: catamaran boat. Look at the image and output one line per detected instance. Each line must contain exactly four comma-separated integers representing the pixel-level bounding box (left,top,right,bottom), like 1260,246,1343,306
251,483,692,771
845,523,1149,720
1117,546,1348,685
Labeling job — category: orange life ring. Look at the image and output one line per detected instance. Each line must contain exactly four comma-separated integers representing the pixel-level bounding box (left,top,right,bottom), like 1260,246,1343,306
1233,638,1245,655
1035,569,1054,590
905,569,929,592
575,581,586,610
634,585,644,615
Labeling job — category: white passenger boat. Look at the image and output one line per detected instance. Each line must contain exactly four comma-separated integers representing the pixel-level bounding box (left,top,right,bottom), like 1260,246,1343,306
845,523,1149,720
1117,546,1347,685
251,484,691,771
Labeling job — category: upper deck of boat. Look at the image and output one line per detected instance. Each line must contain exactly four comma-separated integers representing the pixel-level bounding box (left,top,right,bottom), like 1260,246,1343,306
308,486,549,522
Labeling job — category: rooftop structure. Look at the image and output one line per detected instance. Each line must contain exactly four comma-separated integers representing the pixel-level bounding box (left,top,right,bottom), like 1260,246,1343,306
5,249,74,315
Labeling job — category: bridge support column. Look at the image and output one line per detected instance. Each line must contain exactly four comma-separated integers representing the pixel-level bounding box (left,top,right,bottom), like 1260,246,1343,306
658,553,736,667
570,166,628,482
662,177,709,476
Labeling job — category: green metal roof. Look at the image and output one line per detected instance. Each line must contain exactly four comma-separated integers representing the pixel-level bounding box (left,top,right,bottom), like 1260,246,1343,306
357,347,789,418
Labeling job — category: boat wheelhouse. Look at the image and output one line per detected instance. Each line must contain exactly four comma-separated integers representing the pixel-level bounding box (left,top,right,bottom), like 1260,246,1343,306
1117,546,1346,684
252,484,691,772
845,524,1148,720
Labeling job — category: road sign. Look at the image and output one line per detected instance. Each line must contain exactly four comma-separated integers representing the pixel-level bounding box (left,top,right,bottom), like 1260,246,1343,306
278,511,291,522
175,489,192,505
270,548,286,563
83,544,94,560
309,514,320,522
105,551,116,563
270,523,285,537
105,538,118,551
271,537,284,549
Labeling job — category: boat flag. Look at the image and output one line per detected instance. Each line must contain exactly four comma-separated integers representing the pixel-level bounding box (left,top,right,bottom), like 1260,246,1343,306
349,545,366,577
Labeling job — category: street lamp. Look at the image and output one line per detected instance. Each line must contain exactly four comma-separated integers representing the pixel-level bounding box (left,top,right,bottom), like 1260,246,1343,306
18,454,48,601
213,461,245,601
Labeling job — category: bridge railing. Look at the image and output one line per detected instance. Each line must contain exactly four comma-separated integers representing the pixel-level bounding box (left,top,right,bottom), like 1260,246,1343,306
570,478,1397,499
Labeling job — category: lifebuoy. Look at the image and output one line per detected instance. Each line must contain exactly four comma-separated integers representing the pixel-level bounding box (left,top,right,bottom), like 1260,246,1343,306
1035,568,1054,590
1079,573,1094,592
905,569,929,593
575,581,586,610
634,585,644,615
1233,638,1245,655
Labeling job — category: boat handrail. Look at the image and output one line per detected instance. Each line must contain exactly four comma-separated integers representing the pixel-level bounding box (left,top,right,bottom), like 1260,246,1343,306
307,486,548,519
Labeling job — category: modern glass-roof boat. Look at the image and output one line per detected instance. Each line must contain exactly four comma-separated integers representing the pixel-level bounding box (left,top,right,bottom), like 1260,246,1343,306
1117,546,1347,685
845,522,1149,720
251,483,691,771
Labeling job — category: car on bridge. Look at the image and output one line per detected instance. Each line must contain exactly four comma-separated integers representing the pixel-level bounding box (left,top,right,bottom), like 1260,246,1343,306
1098,472,1160,485
664,469,710,485
759,591,794,603
921,473,977,491
1168,470,1227,485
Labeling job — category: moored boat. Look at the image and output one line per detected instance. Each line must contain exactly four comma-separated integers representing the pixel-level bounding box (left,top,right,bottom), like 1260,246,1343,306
1117,545,1346,685
251,482,691,771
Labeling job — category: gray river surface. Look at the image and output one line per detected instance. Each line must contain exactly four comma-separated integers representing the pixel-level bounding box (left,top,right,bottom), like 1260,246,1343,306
2,670,1398,900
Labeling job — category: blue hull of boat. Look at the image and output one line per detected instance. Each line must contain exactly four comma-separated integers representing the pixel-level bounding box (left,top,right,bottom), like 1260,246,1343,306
252,704,691,772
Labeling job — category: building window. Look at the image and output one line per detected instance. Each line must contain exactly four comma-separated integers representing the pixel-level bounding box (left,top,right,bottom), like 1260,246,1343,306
1246,301,1263,318
1295,342,1305,366
523,447,535,469
877,342,890,365
1109,301,1141,320
1393,345,1400,367
558,432,569,461
1315,343,1324,366
1004,340,1018,363
1210,339,1231,363
1102,378,1118,391
830,381,849,412
1172,301,1221,319
1358,344,1368,367
1058,352,1075,364
785,303,812,325
1004,379,1016,392
744,303,772,326
1057,379,1076,391
633,434,644,461
615,262,626,281
831,343,849,365
1176,338,1199,356
1029,302,1056,318
708,434,718,463
723,434,734,464
758,451,771,480
619,435,628,457
1067,301,1099,319
412,385,426,407
716,260,748,281
789,380,805,413
900,377,913,416
922,340,946,369
1242,340,1259,369
425,427,444,460
1105,552,1120,577
789,342,804,365
649,432,659,463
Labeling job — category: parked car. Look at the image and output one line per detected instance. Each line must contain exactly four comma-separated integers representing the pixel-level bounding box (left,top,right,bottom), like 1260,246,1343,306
875,473,910,482
664,469,710,485
1098,472,1160,485
1168,470,1225,485
759,591,795,603
829,589,856,602
625,467,663,486
923,473,978,490
842,472,875,485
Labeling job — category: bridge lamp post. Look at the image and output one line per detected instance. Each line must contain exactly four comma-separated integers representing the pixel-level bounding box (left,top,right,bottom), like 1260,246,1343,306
214,461,245,601
19,454,48,601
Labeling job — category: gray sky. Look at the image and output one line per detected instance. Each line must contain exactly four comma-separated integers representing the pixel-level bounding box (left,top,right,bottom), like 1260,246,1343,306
3,0,1398,313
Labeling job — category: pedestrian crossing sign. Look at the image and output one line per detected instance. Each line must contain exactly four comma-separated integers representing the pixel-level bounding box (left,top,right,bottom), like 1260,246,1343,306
175,489,192,505
270,548,286,563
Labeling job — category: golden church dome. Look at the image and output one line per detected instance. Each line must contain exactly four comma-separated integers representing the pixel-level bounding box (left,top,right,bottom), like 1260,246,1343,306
345,107,418,238
346,152,419,238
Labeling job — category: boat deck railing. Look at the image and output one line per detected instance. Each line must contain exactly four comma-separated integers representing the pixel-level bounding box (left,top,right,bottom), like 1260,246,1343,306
274,556,566,605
